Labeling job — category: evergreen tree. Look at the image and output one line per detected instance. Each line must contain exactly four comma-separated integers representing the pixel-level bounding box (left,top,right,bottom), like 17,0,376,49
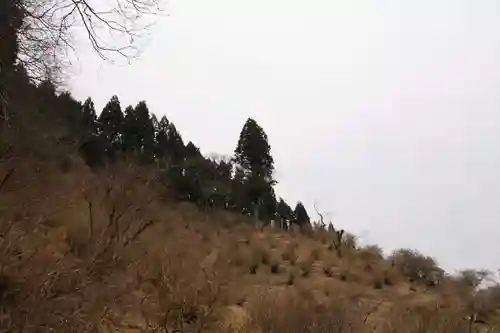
0,0,22,71
277,198,294,229
0,0,23,103
293,202,310,227
0,0,23,125
36,80,58,115
234,118,274,181
185,141,202,158
154,115,170,160
151,114,159,143
98,95,124,158
120,101,154,160
121,105,137,152
234,118,276,220
228,166,248,214
57,91,82,127
134,101,155,160
81,97,97,134
165,122,185,165
259,185,277,221
177,142,208,205
210,158,233,209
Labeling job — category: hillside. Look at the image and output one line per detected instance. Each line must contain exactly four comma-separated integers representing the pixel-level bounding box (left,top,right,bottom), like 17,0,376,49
0,69,500,333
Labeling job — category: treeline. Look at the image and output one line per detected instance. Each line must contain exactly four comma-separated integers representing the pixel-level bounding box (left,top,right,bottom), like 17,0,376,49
33,79,312,228
0,0,313,229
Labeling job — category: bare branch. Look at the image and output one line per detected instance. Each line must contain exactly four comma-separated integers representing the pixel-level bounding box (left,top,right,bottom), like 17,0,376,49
14,0,163,83
0,168,14,192
123,219,157,247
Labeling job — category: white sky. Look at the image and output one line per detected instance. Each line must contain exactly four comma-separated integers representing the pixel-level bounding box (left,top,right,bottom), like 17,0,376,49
70,0,500,273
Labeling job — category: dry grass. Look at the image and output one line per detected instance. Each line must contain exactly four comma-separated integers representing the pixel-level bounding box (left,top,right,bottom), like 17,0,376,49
1,132,500,332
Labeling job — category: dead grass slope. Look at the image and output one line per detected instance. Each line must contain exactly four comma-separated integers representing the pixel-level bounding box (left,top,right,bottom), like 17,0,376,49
0,123,498,332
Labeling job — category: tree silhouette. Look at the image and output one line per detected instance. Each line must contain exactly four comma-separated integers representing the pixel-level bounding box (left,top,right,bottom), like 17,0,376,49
0,0,23,124
121,101,155,161
14,0,162,82
154,115,170,161
277,198,294,229
293,202,310,227
234,118,274,182
98,95,124,159
81,97,98,135
234,118,277,221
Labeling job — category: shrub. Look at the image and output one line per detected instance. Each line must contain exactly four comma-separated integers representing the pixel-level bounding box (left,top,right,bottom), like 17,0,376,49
359,244,384,261
389,248,444,286
248,289,362,333
342,232,357,249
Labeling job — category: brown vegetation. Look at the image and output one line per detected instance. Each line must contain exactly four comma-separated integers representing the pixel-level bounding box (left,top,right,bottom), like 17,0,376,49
1,118,500,333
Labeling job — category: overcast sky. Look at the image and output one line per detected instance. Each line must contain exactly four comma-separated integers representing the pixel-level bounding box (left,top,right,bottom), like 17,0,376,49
70,0,500,273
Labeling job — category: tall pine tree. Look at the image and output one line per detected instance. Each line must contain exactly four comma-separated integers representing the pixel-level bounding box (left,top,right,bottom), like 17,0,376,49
234,118,274,182
154,115,170,160
98,95,124,158
121,101,155,160
277,198,294,229
81,97,97,135
165,122,185,165
234,118,276,221
293,202,310,227
121,105,137,152
134,101,155,160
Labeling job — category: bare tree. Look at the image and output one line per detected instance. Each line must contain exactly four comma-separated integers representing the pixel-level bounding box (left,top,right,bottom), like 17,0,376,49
12,0,163,83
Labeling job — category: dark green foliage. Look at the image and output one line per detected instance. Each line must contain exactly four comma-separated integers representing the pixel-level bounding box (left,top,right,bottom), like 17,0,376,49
169,146,206,203
233,118,277,221
98,95,124,158
121,101,155,161
57,91,83,126
228,166,250,214
36,80,58,115
209,158,233,209
79,136,107,169
234,118,274,181
0,0,23,75
0,0,22,125
121,105,137,152
154,115,170,160
164,122,185,165
293,202,310,227
277,198,294,229
81,97,98,134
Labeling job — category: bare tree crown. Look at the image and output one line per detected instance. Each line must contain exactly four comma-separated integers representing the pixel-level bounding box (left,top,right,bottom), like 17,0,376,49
16,0,163,83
